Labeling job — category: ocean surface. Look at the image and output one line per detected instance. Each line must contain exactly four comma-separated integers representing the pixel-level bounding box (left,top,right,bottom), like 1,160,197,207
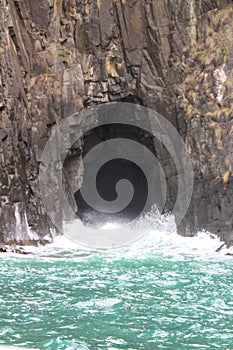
1,215,233,350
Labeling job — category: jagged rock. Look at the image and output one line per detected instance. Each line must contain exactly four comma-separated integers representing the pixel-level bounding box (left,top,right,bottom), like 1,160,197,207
0,245,30,254
6,239,50,247
0,246,7,253
1,0,233,245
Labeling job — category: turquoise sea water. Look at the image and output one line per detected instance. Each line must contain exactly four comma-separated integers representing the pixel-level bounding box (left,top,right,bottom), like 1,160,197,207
1,226,233,350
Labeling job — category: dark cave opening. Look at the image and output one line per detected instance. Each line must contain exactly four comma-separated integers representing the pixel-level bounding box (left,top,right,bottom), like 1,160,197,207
74,123,165,228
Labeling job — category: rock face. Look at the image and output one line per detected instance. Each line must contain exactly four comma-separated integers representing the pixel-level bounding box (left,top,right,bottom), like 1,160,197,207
0,0,233,244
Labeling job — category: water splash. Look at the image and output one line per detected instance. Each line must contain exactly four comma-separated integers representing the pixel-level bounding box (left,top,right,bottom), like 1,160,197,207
13,203,41,243
14,207,233,262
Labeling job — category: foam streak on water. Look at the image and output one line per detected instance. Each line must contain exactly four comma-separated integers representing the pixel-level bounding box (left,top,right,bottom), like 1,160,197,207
1,212,233,349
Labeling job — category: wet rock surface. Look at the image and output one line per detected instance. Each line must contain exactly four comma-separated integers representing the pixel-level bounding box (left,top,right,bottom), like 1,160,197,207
0,245,30,254
0,238,49,254
0,0,233,244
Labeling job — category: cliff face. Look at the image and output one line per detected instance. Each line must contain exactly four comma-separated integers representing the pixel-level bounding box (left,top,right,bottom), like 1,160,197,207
0,0,233,244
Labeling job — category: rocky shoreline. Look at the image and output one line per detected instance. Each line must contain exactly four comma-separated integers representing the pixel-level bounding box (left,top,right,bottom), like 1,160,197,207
0,246,30,255
0,238,50,254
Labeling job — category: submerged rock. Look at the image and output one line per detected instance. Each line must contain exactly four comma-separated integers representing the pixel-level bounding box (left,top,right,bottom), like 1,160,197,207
215,242,226,252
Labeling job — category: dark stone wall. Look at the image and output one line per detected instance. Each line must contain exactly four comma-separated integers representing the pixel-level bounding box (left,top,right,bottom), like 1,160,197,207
0,0,233,244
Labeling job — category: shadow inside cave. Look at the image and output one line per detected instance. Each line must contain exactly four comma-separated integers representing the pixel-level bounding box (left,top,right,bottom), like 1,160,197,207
74,123,165,228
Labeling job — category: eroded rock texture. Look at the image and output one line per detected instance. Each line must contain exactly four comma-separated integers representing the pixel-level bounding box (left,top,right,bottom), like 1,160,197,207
0,0,233,244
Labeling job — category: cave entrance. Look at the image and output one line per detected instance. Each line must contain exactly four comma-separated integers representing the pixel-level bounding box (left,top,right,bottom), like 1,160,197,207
75,123,162,228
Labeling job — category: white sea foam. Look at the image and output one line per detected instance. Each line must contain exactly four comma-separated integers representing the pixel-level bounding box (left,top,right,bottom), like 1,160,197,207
18,208,233,262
